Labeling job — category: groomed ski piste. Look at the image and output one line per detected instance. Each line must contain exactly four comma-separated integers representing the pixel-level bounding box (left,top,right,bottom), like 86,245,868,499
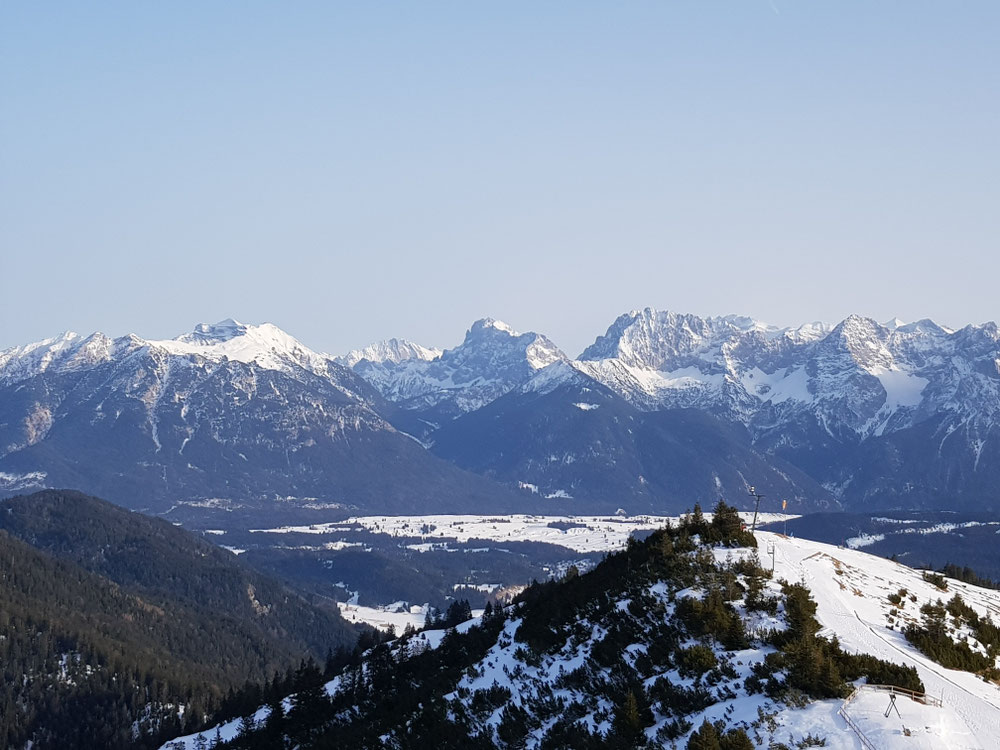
162,529,1000,749
759,531,1000,749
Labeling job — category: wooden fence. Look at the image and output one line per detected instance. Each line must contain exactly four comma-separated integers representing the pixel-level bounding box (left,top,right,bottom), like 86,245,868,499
839,682,944,749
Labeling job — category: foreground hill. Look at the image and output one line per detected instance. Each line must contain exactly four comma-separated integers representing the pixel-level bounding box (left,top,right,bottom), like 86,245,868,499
0,490,360,750
164,504,1000,749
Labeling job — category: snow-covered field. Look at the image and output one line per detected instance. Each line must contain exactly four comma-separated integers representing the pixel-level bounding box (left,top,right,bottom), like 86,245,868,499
251,512,797,554
842,687,965,749
335,601,486,632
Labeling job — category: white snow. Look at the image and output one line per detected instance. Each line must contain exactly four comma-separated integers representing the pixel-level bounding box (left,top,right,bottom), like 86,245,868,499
847,522,1000,549
0,470,47,489
250,513,797,554
573,402,600,410
845,533,887,549
149,319,334,376
335,338,442,368
870,368,929,410
761,531,1000,749
322,540,363,551
336,602,430,632
842,686,969,749
741,366,814,404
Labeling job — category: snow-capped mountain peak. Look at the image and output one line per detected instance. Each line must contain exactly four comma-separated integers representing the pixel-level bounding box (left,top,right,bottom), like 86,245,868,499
335,338,442,368
338,319,568,422
178,317,247,343
459,318,564,370
149,320,332,375
0,331,82,379
0,331,122,384
471,317,515,334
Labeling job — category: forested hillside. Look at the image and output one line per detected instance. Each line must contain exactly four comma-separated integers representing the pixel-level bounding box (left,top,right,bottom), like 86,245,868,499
0,490,359,750
189,503,919,749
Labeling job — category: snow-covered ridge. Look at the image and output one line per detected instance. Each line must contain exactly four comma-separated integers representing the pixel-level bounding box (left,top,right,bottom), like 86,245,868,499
149,318,334,375
327,307,1000,455
0,318,339,384
341,317,568,414
763,531,1000,747
562,308,1000,443
0,331,118,384
334,338,442,368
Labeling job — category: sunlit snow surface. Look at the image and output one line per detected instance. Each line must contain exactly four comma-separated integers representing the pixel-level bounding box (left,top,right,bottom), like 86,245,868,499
761,531,1000,749
162,529,1000,750
250,512,796,554
846,521,1000,550
335,601,485,633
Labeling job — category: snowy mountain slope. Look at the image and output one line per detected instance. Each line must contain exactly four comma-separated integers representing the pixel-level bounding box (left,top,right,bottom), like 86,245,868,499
333,338,442,369
0,319,337,385
570,309,1000,511
762,530,1000,748
162,513,1000,749
574,309,950,431
430,375,836,513
331,308,1000,511
149,318,340,377
579,308,1000,438
0,321,529,516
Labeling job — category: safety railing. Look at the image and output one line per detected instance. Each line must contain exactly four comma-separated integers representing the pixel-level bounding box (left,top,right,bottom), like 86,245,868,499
846,683,943,707
837,706,879,750
839,682,944,749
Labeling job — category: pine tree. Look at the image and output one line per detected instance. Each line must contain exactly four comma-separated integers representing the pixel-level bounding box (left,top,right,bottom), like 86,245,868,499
612,690,643,740
687,719,722,750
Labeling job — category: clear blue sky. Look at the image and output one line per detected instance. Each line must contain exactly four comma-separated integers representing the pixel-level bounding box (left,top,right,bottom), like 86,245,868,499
2,2,998,357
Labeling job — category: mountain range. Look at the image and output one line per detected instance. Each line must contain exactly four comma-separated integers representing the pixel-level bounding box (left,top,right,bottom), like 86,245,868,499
3,308,999,517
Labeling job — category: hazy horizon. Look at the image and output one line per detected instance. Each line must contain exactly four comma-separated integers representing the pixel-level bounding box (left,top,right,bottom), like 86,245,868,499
3,3,997,357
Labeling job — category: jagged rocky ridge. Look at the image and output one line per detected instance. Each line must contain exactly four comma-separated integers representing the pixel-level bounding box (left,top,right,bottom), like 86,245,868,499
346,309,1000,512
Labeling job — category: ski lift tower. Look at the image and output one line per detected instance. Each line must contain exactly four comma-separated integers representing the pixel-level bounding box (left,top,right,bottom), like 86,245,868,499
748,486,765,534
